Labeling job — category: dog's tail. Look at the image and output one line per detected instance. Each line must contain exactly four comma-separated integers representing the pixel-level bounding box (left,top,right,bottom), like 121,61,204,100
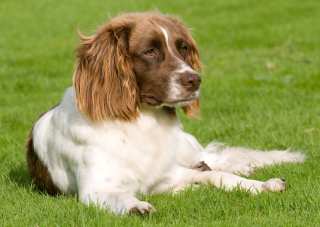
200,142,305,176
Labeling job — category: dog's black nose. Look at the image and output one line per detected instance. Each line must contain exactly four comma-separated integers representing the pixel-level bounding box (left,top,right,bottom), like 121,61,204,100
181,72,201,91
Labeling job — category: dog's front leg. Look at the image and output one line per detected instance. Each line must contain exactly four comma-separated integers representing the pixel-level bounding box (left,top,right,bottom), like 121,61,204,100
167,166,286,194
77,168,155,215
79,190,155,215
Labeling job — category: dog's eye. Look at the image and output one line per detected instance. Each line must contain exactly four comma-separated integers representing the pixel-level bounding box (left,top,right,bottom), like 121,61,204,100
177,41,189,58
180,43,188,52
143,47,159,58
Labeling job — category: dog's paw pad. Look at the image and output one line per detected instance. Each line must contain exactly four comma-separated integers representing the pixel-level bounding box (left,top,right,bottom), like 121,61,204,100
128,201,155,215
262,178,286,192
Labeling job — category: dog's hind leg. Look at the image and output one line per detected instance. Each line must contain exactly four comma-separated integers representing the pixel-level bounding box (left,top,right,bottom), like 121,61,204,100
200,142,305,176
164,166,286,194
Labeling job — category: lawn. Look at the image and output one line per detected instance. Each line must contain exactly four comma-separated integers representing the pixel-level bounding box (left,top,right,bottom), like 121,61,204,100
1,0,320,226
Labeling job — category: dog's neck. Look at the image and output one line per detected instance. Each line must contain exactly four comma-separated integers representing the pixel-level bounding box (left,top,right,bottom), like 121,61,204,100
138,104,178,124
162,106,177,117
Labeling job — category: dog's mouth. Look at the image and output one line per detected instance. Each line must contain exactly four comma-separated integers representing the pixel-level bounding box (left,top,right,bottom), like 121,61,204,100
140,95,162,106
141,91,199,107
163,91,199,107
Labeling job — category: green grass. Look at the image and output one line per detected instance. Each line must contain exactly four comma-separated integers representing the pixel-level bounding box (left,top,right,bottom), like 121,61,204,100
1,0,320,226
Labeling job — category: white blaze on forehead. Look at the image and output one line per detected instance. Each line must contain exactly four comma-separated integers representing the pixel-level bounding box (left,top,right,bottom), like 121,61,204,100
159,26,173,53
159,26,197,75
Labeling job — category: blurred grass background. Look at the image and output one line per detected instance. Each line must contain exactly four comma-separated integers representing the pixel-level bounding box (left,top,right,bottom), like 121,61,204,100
0,0,320,226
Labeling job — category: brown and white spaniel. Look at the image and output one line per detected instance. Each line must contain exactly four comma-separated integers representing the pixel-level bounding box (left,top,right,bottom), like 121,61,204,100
27,12,304,215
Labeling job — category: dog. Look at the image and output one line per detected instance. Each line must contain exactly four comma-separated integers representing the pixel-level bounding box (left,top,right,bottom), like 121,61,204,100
26,12,305,215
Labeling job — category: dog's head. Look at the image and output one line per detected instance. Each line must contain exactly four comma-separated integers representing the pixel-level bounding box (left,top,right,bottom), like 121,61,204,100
74,12,201,121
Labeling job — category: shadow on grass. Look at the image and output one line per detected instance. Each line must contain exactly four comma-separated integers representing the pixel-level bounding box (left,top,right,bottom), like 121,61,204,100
8,162,51,195
8,162,31,189
8,162,66,197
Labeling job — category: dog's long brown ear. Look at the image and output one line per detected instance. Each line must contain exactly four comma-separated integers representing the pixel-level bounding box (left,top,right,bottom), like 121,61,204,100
74,17,139,122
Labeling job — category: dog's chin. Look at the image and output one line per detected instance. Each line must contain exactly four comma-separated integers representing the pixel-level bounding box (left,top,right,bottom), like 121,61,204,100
161,94,199,108
143,90,200,109
167,99,195,107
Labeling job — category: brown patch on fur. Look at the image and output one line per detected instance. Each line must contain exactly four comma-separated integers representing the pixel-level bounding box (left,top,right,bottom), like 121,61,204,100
165,15,202,70
193,161,211,171
26,106,60,195
26,132,61,195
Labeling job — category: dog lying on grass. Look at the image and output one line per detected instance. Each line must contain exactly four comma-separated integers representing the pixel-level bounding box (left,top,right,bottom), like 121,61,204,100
27,12,304,215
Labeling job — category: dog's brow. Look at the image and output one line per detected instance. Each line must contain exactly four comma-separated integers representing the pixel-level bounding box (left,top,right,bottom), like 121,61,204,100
159,26,172,53
159,26,195,74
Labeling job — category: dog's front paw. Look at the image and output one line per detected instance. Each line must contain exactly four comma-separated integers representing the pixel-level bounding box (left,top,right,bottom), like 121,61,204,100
262,178,286,192
128,201,156,215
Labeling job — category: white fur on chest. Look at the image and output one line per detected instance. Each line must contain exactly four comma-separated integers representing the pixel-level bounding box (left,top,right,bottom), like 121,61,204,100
33,88,184,194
